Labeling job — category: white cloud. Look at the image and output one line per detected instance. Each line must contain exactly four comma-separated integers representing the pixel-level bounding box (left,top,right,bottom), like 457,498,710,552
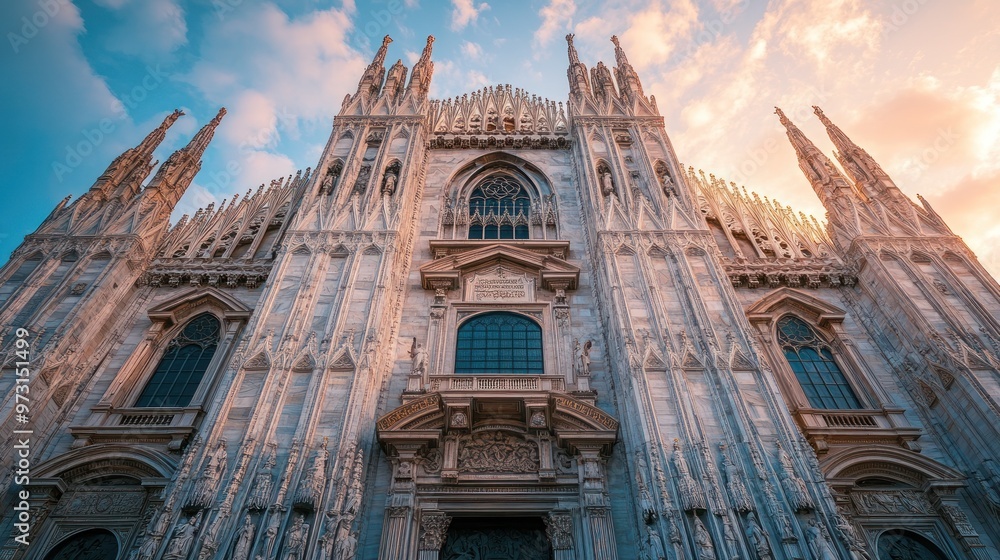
460,41,483,59
534,0,576,49
95,0,188,59
451,0,489,31
180,4,366,200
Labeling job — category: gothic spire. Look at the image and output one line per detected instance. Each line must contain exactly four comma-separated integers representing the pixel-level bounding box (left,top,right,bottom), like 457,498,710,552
146,108,226,205
775,107,865,246
406,35,435,98
812,105,895,197
565,34,591,97
610,35,644,100
357,35,392,98
91,109,185,200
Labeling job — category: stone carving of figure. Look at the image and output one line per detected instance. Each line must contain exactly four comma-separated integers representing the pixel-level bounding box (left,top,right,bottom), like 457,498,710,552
776,441,813,512
334,527,358,560
744,512,773,560
283,514,309,560
647,525,666,560
486,109,498,132
720,445,752,513
807,519,838,560
248,444,277,511
343,457,364,517
354,165,371,193
163,512,201,560
578,340,593,376
263,509,282,559
409,338,427,375
381,170,398,195
600,169,615,196
695,517,717,560
232,514,255,560
190,440,227,508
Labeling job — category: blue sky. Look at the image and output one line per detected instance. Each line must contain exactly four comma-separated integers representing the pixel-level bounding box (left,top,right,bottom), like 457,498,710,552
2,0,999,275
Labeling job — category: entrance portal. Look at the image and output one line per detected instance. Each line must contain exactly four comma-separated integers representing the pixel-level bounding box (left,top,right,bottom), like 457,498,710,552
440,517,552,560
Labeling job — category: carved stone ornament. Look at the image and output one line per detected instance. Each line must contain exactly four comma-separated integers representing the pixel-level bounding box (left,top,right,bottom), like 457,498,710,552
457,431,540,473
544,511,574,550
419,513,452,551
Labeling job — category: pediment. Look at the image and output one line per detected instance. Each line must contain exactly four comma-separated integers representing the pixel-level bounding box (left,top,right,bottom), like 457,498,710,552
420,243,579,292
147,287,252,324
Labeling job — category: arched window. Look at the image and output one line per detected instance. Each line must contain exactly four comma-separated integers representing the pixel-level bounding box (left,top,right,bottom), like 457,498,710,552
776,316,861,409
468,176,531,240
455,312,543,374
136,313,221,407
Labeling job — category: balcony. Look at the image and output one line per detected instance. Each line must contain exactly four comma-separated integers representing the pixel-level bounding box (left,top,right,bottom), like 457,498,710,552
794,407,922,453
428,374,566,394
70,406,201,451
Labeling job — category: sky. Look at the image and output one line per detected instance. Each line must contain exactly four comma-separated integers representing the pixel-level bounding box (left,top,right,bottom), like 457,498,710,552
1,0,999,276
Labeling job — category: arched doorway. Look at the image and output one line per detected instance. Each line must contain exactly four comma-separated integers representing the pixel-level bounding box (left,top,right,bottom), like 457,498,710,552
42,528,118,560
877,529,949,560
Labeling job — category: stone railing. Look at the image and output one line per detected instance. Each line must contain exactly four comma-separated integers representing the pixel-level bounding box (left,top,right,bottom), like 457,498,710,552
429,374,566,393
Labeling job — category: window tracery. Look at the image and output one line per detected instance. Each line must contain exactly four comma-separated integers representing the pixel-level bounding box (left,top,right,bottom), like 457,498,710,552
468,176,531,240
136,313,221,407
777,316,861,409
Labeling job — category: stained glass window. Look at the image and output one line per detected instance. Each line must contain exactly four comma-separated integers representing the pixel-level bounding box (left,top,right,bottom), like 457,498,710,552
777,316,862,409
468,176,531,240
455,312,543,374
136,313,220,407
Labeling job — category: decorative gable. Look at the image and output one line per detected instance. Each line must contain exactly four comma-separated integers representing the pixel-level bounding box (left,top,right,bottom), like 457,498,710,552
419,242,580,294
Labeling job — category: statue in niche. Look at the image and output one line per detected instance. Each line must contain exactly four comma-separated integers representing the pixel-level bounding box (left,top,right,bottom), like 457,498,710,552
486,109,498,132
163,512,201,560
334,525,358,560
381,168,398,196
232,514,255,560
577,340,593,376
190,440,227,508
806,519,838,560
409,338,428,376
263,508,282,559
694,517,716,560
647,525,666,560
599,167,615,196
283,514,310,560
744,512,773,560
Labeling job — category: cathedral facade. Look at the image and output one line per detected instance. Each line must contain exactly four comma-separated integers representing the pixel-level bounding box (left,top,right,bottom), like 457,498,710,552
2,33,1000,560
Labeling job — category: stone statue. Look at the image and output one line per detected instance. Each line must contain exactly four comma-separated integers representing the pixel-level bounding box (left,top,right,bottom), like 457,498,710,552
578,340,593,376
233,514,255,560
189,440,227,509
744,512,773,560
381,170,398,195
163,512,201,560
647,525,666,560
600,169,615,196
284,514,309,560
807,519,838,560
409,338,428,375
334,526,358,560
694,517,717,560
263,509,282,559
